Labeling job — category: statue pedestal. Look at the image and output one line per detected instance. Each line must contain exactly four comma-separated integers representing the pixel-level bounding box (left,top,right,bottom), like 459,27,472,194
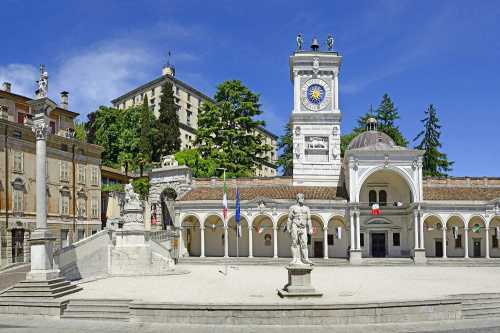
278,264,323,298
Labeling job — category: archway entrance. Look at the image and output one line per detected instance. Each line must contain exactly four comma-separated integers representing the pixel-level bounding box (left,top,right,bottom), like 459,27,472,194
204,215,224,257
252,215,274,257
180,215,201,257
227,216,249,257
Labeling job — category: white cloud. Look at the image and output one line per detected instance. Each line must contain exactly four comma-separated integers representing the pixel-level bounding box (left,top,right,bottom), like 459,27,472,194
0,64,38,97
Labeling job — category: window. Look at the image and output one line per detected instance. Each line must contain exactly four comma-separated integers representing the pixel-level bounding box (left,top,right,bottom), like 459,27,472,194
360,233,364,247
455,234,462,248
60,161,69,181
60,229,69,248
13,151,23,173
327,234,334,246
368,190,377,206
13,190,23,213
77,197,86,218
77,229,85,241
17,113,26,124
78,164,86,184
60,192,70,216
91,196,99,218
393,232,400,246
379,190,387,207
90,166,99,186
492,235,498,249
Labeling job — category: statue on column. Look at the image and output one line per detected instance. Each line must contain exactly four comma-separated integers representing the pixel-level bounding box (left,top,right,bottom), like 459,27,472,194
327,34,334,51
35,65,48,99
287,193,313,265
296,33,303,51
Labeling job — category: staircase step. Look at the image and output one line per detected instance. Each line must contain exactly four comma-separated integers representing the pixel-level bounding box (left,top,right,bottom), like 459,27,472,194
61,312,129,321
68,298,132,306
66,305,129,313
462,308,500,317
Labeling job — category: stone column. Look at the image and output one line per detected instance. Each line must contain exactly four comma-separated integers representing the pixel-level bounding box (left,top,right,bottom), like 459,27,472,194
27,102,59,281
414,211,419,250
442,227,447,258
224,225,228,258
464,227,469,258
273,225,278,258
200,227,205,258
419,213,425,249
248,226,253,258
349,211,355,250
356,211,361,250
486,227,490,259
323,227,328,259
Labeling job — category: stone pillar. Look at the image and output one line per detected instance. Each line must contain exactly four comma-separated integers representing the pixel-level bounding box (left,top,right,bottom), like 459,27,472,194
248,226,253,258
224,225,228,258
356,211,361,251
273,225,278,258
419,213,425,249
349,211,355,250
414,211,419,250
486,227,490,259
442,227,447,258
200,227,205,258
464,227,469,258
27,102,59,281
323,227,328,259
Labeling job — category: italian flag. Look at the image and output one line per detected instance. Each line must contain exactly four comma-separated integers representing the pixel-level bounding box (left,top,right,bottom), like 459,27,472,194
371,203,380,215
222,173,228,221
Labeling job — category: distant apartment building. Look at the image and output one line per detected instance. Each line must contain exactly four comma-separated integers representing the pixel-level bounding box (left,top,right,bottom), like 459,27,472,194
111,64,278,177
0,84,104,267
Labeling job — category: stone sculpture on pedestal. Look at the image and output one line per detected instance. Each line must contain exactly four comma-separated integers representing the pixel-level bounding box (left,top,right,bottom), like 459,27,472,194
278,193,322,298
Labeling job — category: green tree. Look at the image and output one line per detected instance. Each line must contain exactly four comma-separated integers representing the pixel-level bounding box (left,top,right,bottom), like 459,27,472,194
84,111,97,144
376,94,408,146
74,121,87,143
196,80,272,177
276,121,293,176
93,106,123,167
175,148,218,178
413,104,453,177
154,80,181,160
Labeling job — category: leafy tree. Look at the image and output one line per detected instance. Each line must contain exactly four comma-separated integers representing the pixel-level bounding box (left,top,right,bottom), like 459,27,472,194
93,106,123,167
154,80,181,160
132,177,150,200
175,148,218,178
196,80,272,177
276,121,293,176
413,104,453,177
74,121,87,143
376,94,408,146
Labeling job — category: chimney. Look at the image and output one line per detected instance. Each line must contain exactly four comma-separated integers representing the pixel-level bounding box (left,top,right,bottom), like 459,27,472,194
60,91,69,109
2,82,11,92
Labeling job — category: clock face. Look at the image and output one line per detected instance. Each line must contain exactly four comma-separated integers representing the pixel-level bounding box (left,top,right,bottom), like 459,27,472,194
301,79,330,111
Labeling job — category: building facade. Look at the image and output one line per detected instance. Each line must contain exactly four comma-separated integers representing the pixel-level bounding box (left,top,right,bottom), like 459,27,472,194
111,64,278,177
0,87,104,267
149,39,500,263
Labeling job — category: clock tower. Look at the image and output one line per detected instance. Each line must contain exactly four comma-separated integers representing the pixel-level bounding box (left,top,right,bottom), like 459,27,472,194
290,36,342,187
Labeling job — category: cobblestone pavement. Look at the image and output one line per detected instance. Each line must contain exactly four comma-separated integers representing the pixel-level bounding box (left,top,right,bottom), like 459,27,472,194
1,315,500,333
0,264,29,291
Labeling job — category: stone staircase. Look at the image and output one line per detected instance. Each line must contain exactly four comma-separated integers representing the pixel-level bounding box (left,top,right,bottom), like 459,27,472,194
458,293,500,319
178,257,349,266
360,257,415,266
62,298,131,321
0,278,82,300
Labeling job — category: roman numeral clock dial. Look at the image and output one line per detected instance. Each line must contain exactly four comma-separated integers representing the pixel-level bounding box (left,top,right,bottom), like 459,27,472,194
301,78,331,111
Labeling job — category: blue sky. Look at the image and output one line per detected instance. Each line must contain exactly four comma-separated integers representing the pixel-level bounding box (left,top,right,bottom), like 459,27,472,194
1,0,499,176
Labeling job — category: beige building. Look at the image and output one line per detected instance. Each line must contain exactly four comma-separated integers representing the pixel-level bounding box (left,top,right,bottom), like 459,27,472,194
111,64,278,176
0,85,104,267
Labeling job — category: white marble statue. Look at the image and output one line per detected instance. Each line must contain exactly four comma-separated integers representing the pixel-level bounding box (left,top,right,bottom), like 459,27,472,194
287,193,313,265
35,65,48,99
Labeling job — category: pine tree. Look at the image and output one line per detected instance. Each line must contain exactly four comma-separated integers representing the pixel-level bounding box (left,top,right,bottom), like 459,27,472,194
414,104,453,177
196,80,271,177
277,121,293,176
154,80,181,160
376,94,408,146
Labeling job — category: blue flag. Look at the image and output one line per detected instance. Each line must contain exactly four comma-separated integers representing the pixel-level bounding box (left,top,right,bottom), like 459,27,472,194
235,189,241,237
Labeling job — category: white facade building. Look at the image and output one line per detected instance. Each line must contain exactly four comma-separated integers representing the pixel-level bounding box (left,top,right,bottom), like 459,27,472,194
149,41,500,264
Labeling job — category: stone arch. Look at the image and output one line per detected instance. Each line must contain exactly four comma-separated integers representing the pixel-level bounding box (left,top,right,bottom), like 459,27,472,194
252,214,274,257
180,214,201,257
276,214,290,258
159,187,177,229
327,215,348,258
204,214,225,257
468,215,487,258
489,216,500,258
446,215,466,258
422,214,444,257
356,166,417,203
308,215,325,258
227,215,250,257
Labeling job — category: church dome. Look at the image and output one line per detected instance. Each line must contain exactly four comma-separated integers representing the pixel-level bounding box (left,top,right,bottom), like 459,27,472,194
348,130,397,150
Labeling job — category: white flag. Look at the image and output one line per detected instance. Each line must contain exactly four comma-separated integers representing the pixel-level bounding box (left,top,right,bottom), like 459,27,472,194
453,226,458,240
496,226,500,240
336,226,342,240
